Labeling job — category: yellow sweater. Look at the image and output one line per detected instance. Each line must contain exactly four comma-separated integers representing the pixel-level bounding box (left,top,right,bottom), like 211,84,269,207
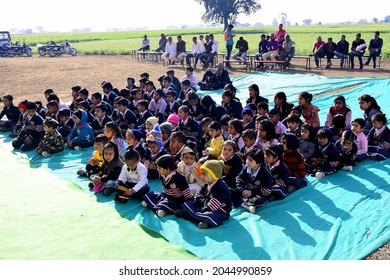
92,150,104,168
206,135,224,158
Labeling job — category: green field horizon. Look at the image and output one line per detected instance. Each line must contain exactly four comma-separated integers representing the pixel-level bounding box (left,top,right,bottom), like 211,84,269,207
12,23,390,59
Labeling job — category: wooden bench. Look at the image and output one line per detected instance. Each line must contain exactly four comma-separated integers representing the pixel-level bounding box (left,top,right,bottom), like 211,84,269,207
318,56,350,68
222,59,251,71
293,55,311,69
253,60,286,72
136,51,163,63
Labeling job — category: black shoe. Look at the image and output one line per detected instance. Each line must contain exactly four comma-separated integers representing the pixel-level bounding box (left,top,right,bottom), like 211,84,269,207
198,222,211,229
88,182,94,189
77,170,87,177
103,188,115,196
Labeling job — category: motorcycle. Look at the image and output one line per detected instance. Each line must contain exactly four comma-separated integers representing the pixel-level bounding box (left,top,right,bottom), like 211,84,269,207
37,40,77,57
0,41,32,57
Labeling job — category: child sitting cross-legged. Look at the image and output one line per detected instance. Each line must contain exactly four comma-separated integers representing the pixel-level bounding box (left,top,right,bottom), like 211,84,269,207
205,121,224,160
0,94,20,133
236,148,273,214
12,101,44,151
89,141,124,196
176,160,232,229
335,130,358,171
115,147,150,203
142,154,193,218
125,128,146,160
366,113,390,161
36,117,64,157
77,134,108,178
66,109,95,151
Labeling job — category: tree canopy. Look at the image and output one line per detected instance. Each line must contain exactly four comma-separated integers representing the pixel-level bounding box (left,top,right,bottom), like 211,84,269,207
195,0,261,30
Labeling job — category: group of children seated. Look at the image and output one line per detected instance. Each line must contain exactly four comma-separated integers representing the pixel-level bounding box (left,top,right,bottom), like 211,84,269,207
0,71,389,229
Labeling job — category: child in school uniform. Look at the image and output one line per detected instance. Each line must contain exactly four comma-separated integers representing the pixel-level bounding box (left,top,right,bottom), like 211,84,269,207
219,140,244,208
77,134,108,178
280,133,308,192
220,114,231,140
145,116,159,134
125,128,146,160
136,100,154,129
142,154,193,218
104,121,125,159
116,98,137,136
0,94,21,132
160,122,172,149
351,118,368,162
236,148,273,214
89,141,124,196
198,117,212,158
177,144,204,195
178,105,201,139
242,107,256,130
167,113,180,132
273,91,294,122
177,160,232,229
299,123,316,161
221,90,243,120
67,109,95,150
285,113,302,138
329,114,347,142
12,101,44,151
246,84,268,105
255,119,279,151
268,108,287,138
10,100,28,138
325,96,352,130
264,144,290,200
228,118,244,150
182,92,206,121
148,89,167,123
164,90,181,116
335,130,358,171
36,117,64,157
168,131,188,163
238,129,259,161
91,104,112,136
143,124,169,179
79,101,95,126
58,108,74,141
305,128,340,179
366,113,390,161
115,147,150,203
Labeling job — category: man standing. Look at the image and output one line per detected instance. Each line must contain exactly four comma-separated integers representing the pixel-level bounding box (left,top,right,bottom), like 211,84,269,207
224,24,235,67
364,31,383,69
275,24,286,40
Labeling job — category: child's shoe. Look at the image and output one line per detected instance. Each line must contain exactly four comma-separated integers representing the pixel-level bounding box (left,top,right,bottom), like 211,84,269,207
88,182,94,189
198,222,211,229
141,200,148,207
157,210,166,218
315,171,325,180
41,151,49,157
102,187,114,196
341,165,353,171
77,169,88,177
74,146,81,151
249,206,257,214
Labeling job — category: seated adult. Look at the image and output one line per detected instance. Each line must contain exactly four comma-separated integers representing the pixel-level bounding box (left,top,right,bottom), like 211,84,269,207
335,35,349,68
364,31,383,69
175,35,186,65
215,63,231,88
261,34,279,61
186,36,203,68
161,36,177,65
255,34,268,69
139,34,150,59
324,37,337,69
310,36,325,68
232,36,249,61
198,70,219,91
349,33,366,69
155,33,167,52
279,34,295,69
200,35,217,70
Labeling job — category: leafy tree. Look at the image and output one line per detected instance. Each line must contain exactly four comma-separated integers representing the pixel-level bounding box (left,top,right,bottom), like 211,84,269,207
195,0,261,30
373,18,378,24
302,19,312,25
384,15,390,22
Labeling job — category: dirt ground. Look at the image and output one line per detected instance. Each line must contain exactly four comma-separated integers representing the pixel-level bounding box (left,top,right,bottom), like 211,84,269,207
0,55,389,260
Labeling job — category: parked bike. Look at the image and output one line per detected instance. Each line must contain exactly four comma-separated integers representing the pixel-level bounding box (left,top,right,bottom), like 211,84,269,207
37,41,77,57
0,41,32,57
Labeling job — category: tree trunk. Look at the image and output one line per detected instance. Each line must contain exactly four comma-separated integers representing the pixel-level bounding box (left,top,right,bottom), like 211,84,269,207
223,13,229,31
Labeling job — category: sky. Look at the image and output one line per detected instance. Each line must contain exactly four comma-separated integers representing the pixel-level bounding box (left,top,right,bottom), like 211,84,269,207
1,0,389,32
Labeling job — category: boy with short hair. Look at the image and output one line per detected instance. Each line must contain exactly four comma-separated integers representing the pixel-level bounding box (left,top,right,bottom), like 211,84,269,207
0,94,20,132
257,101,269,117
91,104,112,135
36,117,64,157
268,108,287,137
69,85,81,112
117,98,137,135
91,92,112,116
239,128,258,161
285,113,302,138
12,101,44,151
242,107,255,130
58,108,74,140
101,81,118,106
219,114,230,140
136,100,153,128
46,100,60,121
165,90,181,115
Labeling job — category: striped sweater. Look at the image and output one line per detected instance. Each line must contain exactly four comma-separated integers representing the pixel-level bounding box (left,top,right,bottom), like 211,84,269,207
160,171,192,201
282,150,306,178
195,179,232,215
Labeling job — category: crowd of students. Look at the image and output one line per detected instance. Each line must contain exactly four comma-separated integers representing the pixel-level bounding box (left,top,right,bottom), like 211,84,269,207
0,69,389,229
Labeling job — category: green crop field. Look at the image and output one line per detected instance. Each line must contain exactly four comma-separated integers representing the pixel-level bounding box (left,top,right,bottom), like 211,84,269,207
12,23,390,59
